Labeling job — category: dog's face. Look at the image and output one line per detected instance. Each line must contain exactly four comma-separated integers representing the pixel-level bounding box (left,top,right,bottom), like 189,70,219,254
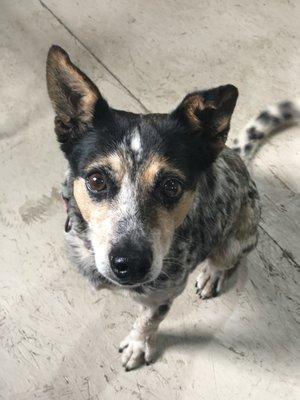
46,46,238,286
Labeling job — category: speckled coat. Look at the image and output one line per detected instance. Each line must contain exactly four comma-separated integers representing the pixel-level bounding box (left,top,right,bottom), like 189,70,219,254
46,45,298,370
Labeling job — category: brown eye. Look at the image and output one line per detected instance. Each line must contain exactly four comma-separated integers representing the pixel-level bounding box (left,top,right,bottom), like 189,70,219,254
161,179,183,198
87,173,107,192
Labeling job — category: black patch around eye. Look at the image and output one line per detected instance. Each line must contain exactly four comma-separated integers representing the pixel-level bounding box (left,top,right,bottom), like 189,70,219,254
153,190,181,209
86,173,107,193
84,168,118,201
162,179,182,197
153,172,185,208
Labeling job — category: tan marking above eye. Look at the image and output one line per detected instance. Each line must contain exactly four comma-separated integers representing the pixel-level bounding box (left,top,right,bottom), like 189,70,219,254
140,155,185,188
85,152,126,184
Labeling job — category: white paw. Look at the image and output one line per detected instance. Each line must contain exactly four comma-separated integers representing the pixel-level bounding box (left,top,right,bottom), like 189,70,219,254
195,265,226,299
119,332,156,371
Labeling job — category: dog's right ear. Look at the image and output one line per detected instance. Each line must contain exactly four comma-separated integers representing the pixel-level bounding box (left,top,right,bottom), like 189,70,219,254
46,45,108,142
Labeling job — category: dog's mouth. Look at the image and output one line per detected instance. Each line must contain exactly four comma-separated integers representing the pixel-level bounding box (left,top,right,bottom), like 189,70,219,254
102,268,160,288
110,277,151,288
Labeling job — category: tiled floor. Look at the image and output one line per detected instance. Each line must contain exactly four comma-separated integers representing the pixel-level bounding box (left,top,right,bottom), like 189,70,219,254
0,1,299,399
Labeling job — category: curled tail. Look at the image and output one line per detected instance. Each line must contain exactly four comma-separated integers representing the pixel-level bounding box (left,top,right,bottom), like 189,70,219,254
232,99,300,164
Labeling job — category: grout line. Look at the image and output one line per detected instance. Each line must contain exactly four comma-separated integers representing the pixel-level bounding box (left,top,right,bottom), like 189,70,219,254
39,0,150,113
268,168,296,195
258,224,299,269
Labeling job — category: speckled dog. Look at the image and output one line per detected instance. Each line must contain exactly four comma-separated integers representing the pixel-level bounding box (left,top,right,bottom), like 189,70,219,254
46,45,299,371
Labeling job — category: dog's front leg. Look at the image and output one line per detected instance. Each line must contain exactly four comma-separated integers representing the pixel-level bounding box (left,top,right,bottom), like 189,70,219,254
119,302,171,371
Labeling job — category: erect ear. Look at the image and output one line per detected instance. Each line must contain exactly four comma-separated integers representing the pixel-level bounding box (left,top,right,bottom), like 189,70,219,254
172,84,238,159
46,45,108,142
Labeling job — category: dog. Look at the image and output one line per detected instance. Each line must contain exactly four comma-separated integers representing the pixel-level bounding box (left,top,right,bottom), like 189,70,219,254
46,45,299,371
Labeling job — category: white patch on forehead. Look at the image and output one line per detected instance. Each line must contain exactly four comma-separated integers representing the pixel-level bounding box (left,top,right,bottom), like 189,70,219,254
118,174,137,213
130,127,142,159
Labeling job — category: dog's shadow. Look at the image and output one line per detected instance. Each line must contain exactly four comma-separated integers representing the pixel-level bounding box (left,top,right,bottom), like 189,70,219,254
152,261,248,362
156,331,213,359
151,259,248,361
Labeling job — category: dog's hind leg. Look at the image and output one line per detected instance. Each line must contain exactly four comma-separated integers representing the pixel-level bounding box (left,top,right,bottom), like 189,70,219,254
119,302,171,371
196,186,260,299
195,239,241,299
195,233,257,299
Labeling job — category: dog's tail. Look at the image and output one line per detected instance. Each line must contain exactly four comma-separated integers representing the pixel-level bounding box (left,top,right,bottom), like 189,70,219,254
231,99,300,164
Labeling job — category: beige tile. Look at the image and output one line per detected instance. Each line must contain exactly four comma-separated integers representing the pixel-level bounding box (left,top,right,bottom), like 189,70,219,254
0,1,299,399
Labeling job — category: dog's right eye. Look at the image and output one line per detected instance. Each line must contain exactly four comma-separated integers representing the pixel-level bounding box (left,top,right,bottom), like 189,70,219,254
86,173,107,193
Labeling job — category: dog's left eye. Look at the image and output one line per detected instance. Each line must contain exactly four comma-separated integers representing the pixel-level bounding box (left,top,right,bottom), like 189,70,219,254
160,178,183,199
86,173,107,193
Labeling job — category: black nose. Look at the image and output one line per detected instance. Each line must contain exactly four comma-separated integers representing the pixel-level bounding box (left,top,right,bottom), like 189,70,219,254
109,245,152,284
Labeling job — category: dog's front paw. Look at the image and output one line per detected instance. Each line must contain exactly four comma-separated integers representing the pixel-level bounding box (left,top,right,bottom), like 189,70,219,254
119,332,156,371
195,265,226,299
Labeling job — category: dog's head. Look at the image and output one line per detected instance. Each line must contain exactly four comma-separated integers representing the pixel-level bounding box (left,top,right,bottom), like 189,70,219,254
46,45,238,286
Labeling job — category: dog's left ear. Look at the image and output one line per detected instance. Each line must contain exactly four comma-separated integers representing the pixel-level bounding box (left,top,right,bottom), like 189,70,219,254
172,84,238,159
46,45,108,143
